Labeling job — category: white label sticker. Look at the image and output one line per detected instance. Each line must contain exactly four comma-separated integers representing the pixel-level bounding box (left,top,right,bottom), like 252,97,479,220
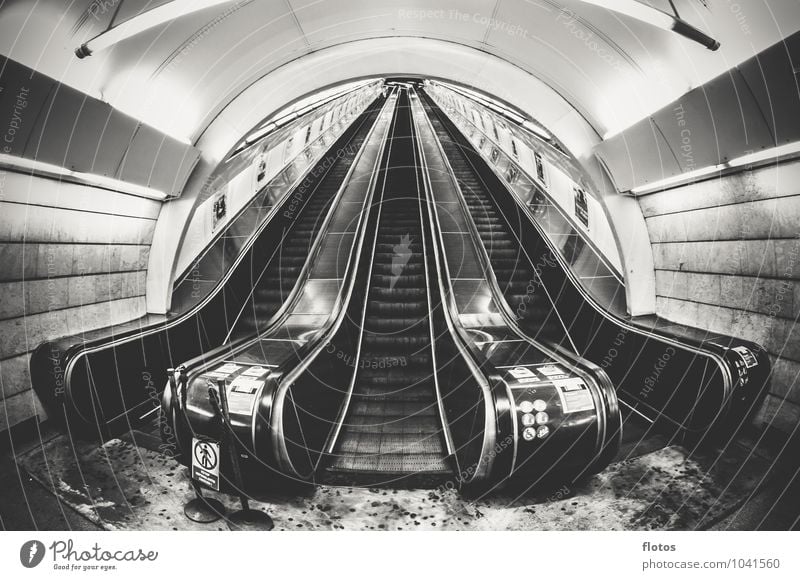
553,378,594,413
217,363,241,375
227,376,262,415
509,366,536,379
191,438,220,491
539,365,565,377
516,376,541,384
242,366,268,377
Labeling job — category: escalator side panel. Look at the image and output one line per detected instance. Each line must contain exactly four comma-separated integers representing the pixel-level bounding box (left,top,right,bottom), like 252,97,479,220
30,96,387,436
421,90,769,443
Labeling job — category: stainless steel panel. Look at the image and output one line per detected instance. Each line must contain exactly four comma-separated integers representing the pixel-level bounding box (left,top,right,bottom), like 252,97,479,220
652,70,773,168
443,232,483,278
739,32,800,145
313,232,354,278
1,59,54,158
118,122,200,196
595,117,682,192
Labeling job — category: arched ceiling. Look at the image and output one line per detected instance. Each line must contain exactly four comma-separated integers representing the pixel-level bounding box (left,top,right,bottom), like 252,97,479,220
2,0,799,164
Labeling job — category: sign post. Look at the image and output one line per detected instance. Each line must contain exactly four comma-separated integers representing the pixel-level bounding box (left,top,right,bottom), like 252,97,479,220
171,367,226,523
209,379,274,531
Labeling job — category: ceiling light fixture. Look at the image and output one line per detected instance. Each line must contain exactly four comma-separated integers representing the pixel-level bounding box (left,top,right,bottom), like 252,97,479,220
76,0,236,58
630,140,800,194
578,0,720,51
0,153,169,200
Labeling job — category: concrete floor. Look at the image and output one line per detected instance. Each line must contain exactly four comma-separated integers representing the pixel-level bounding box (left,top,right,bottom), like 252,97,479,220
2,417,799,531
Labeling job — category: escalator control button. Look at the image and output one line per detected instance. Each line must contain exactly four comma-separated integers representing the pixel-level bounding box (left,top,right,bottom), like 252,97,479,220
522,427,537,441
533,399,547,412
537,425,550,439
535,412,549,425
521,413,536,427
519,400,535,413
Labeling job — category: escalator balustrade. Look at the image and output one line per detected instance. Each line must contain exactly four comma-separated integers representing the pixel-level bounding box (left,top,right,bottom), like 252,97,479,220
326,92,452,481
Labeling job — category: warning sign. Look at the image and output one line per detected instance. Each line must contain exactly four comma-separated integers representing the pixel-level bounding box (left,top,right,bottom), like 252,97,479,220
192,438,220,491
553,378,594,413
732,346,758,369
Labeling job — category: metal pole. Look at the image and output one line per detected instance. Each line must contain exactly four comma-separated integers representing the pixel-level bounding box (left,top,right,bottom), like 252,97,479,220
210,379,274,531
174,367,225,524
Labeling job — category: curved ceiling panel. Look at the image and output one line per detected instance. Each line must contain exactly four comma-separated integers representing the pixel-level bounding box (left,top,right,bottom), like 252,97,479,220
1,0,798,162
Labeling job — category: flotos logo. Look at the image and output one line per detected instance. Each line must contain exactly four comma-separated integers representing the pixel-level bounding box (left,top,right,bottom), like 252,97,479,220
20,540,46,568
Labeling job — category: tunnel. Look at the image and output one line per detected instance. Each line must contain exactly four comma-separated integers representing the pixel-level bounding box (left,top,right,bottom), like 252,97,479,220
0,0,799,535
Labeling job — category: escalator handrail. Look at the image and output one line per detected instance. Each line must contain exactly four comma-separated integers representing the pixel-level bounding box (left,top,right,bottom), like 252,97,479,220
423,90,737,433
171,95,397,380
264,91,399,476
428,88,624,285
408,89,457,462
318,93,402,459
57,96,385,425
419,92,620,474
173,84,381,289
221,96,393,345
410,90,501,483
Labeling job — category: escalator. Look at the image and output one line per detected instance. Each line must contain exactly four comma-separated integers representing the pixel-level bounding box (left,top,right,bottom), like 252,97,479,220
444,154,561,339
420,90,770,444
325,91,452,482
31,94,385,435
166,87,621,491
237,129,372,332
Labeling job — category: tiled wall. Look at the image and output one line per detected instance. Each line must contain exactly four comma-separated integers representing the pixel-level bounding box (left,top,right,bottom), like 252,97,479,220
639,161,800,435
0,172,160,431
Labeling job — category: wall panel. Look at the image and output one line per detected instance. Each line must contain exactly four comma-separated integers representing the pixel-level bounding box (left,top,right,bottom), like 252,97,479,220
0,174,158,432
642,160,800,438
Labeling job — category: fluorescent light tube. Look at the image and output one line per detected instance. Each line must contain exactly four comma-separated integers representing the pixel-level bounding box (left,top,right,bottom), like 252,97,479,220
0,153,168,200
630,163,724,194
728,141,800,168
579,0,719,50
76,0,236,58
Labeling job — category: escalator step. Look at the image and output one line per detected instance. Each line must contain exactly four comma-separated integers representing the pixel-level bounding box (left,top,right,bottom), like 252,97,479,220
338,432,444,455
328,451,449,474
363,316,428,330
356,369,432,387
370,274,426,287
349,400,437,418
371,262,425,275
367,301,428,315
360,334,430,350
369,287,427,299
351,384,434,402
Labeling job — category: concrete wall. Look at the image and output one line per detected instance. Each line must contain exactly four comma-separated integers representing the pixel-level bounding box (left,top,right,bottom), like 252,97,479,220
0,171,159,431
639,161,800,436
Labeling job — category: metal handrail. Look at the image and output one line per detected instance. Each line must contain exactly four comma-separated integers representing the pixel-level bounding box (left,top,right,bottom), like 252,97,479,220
221,95,391,344
173,86,380,290
408,89,457,462
318,89,400,458
266,91,399,476
422,92,734,436
418,92,622,474
410,90,498,482
427,87,624,285
62,93,383,426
